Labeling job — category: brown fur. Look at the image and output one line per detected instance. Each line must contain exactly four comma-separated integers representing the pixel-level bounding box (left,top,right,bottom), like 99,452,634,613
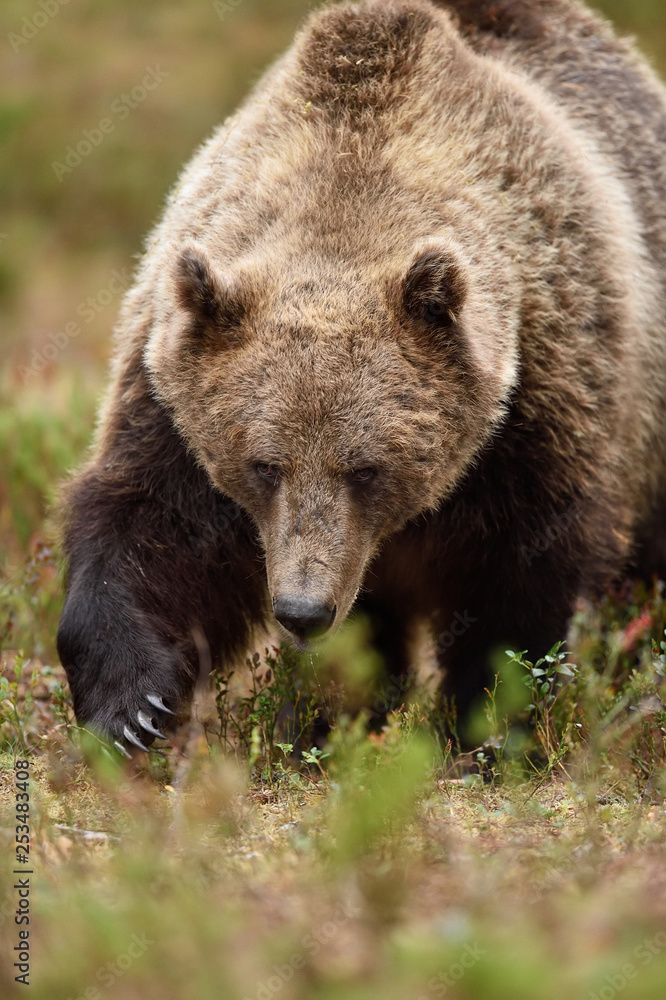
58,0,666,746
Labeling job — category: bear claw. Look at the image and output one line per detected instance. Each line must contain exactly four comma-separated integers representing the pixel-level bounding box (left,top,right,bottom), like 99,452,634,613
123,726,150,752
146,693,175,715
113,740,132,759
137,710,167,740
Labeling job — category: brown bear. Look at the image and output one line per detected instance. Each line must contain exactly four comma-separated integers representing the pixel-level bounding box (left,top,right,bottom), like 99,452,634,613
57,0,666,754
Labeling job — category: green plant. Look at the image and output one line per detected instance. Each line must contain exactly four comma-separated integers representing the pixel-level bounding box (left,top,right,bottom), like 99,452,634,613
0,654,43,754
214,642,322,779
504,642,578,774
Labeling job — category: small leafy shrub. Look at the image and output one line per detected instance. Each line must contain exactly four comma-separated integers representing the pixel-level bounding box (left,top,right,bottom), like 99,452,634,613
213,642,324,780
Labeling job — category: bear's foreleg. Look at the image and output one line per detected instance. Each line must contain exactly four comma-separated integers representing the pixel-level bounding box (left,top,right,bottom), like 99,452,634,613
57,372,267,753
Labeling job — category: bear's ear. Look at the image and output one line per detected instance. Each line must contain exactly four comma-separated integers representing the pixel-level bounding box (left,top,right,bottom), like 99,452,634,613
175,244,245,336
402,244,468,333
402,242,502,376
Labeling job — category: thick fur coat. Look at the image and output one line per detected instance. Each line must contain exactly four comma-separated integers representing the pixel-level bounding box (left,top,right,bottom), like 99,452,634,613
57,0,666,749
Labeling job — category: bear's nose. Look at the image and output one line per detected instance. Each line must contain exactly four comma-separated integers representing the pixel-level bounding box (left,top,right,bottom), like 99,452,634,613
273,595,336,643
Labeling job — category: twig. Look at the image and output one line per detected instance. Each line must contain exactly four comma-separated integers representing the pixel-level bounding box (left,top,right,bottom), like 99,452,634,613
53,823,120,842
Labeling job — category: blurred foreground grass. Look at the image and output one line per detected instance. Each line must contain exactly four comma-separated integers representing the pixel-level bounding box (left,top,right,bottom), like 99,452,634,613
1,1,666,998
1,624,666,1000
1,584,665,1000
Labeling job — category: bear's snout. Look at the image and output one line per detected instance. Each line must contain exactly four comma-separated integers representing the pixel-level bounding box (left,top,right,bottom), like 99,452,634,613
272,594,336,645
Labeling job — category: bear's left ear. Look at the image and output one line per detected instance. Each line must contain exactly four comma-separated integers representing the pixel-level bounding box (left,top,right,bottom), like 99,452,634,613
175,243,245,336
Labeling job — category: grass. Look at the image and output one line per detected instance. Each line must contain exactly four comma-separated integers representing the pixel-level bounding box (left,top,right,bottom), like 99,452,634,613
1,577,665,999
2,0,666,997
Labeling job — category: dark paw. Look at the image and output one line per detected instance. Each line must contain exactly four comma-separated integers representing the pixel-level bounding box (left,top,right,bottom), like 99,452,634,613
58,569,193,759
111,694,176,758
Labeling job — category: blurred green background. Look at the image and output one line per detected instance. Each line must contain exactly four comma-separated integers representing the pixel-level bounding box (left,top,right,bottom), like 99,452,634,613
2,0,665,364
0,0,665,571
0,0,315,378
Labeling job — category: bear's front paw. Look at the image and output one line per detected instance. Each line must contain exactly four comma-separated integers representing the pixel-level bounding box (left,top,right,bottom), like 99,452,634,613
111,692,176,758
57,572,194,757
70,676,182,757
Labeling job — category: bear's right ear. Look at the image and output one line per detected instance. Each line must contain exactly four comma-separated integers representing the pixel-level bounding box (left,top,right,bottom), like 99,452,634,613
402,243,468,333
401,241,507,379
175,244,245,337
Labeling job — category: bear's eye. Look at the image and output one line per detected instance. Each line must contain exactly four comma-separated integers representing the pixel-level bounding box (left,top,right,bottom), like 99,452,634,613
255,462,280,483
423,299,456,327
350,467,376,483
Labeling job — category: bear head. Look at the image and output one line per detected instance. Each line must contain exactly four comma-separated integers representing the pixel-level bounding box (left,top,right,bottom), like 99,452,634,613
145,232,518,643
